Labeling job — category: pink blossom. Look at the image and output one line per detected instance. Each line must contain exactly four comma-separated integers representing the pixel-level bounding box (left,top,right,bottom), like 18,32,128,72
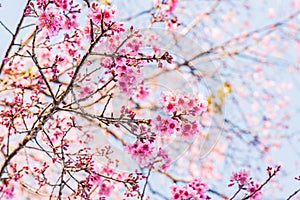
125,140,171,170
62,14,78,30
126,38,143,55
110,22,125,34
0,185,14,199
53,0,73,10
120,106,136,119
92,176,114,197
152,0,180,29
229,169,249,186
154,0,179,14
165,102,176,113
88,3,116,25
156,148,171,171
161,92,208,115
79,86,93,98
153,115,179,136
228,169,264,199
166,0,179,13
37,7,63,36
36,0,48,7
181,121,200,138
171,178,210,200
135,85,150,100
125,140,155,167
115,65,141,95
247,182,262,200
165,18,180,31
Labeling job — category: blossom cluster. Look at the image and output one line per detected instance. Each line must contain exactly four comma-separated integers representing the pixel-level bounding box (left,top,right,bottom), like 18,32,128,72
88,2,116,25
162,92,208,116
25,0,80,37
134,85,150,100
0,93,34,132
170,178,210,200
69,148,144,199
0,164,28,199
228,169,262,200
152,0,180,30
153,115,201,138
124,90,208,170
115,64,142,95
99,30,148,95
125,140,155,168
0,181,14,199
125,139,171,170
88,165,117,197
153,114,180,136
152,92,208,137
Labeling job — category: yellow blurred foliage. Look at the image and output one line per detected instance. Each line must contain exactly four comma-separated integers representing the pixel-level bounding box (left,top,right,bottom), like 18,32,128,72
101,0,111,5
207,82,231,114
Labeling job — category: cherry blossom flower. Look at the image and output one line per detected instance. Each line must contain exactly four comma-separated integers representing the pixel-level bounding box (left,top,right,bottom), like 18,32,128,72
229,169,249,186
162,92,208,115
171,178,210,200
153,115,179,136
125,140,171,170
125,140,155,168
79,86,93,98
181,121,200,138
134,85,150,100
37,7,63,36
88,2,116,25
247,182,262,200
115,65,141,95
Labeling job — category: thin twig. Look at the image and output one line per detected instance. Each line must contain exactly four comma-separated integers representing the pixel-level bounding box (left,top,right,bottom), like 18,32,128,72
0,20,13,35
286,188,300,200
141,168,152,199
0,0,31,74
